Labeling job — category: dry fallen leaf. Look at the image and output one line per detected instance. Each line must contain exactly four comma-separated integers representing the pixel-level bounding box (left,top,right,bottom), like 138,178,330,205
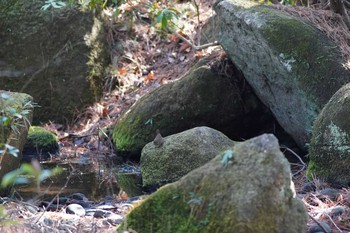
118,69,127,75
179,42,191,53
144,71,155,84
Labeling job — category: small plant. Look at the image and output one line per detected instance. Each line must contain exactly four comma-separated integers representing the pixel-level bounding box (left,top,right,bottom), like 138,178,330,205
150,3,180,32
41,0,66,11
1,160,62,191
0,92,34,136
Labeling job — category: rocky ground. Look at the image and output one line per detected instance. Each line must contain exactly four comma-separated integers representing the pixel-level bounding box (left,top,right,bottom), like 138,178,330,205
2,1,350,232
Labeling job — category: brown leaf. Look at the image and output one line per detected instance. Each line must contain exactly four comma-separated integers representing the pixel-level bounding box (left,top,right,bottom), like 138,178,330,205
179,42,191,53
118,69,127,75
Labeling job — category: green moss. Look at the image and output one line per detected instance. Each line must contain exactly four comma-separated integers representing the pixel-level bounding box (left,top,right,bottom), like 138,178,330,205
116,172,143,196
120,185,202,233
27,126,57,147
258,5,346,106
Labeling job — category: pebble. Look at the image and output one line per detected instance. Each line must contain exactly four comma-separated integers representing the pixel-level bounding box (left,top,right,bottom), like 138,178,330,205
308,221,331,233
67,199,91,208
301,182,316,193
52,197,69,205
69,193,87,201
66,204,86,217
318,188,343,201
43,218,54,226
324,205,346,217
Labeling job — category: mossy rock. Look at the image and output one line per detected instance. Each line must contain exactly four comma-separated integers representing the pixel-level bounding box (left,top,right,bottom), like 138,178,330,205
0,91,33,196
308,83,350,186
120,134,307,232
0,0,109,124
141,127,235,188
215,0,350,149
113,58,272,159
116,172,143,197
22,126,59,162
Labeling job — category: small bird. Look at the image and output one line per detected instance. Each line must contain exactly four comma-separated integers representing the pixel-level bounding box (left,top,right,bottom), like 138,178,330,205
153,129,165,147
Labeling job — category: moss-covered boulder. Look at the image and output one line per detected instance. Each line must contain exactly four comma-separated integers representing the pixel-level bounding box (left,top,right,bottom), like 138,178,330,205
113,58,272,159
141,127,235,188
0,0,109,124
0,91,33,196
308,83,350,186
120,134,307,232
215,0,350,149
22,126,59,162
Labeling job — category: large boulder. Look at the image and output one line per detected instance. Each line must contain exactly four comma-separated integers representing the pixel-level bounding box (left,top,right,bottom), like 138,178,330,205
308,83,350,186
0,91,33,196
120,134,307,232
0,0,109,124
215,0,350,149
113,58,272,159
141,127,235,188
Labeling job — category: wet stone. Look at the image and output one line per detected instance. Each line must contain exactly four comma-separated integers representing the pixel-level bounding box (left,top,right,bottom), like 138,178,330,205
69,193,87,201
66,204,86,217
52,197,69,205
308,220,331,233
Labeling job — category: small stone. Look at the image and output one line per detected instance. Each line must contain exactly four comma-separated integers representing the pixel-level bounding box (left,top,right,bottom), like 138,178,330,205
52,197,69,205
67,199,91,208
69,193,87,201
325,205,346,217
93,209,113,218
66,204,86,217
43,218,54,226
107,214,123,225
318,188,343,201
308,221,331,233
301,182,315,193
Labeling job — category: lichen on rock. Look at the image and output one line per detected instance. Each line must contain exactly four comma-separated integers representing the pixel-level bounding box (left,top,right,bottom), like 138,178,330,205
120,134,307,233
308,83,350,185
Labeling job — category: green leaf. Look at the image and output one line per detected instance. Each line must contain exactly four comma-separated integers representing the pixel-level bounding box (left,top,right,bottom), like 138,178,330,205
156,11,164,24
13,177,30,185
5,144,19,157
161,16,168,31
144,118,153,125
1,169,23,188
20,163,37,175
39,170,52,182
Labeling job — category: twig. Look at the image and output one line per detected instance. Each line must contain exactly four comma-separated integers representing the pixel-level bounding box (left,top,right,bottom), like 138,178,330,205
324,212,344,232
280,145,306,176
168,28,219,50
308,213,331,233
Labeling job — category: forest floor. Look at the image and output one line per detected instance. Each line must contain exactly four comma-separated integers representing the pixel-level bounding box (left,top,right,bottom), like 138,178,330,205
2,0,350,232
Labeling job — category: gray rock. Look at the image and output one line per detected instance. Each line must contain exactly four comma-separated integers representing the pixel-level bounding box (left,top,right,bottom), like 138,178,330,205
113,58,273,159
122,134,308,233
215,0,350,149
141,126,235,187
66,204,86,217
0,91,33,196
308,83,350,185
0,0,109,124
